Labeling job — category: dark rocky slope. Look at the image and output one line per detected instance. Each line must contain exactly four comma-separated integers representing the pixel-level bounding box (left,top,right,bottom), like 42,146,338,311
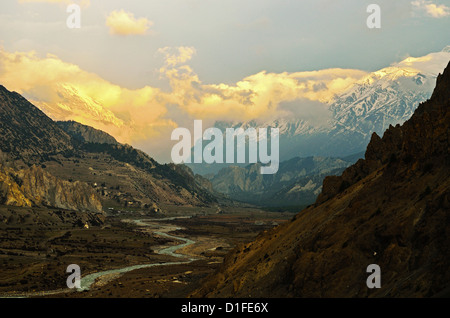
0,85,216,211
57,120,119,145
192,61,450,298
0,85,73,163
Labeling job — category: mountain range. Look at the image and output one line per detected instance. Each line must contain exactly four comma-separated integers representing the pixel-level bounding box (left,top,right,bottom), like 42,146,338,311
6,48,446,174
200,47,450,170
207,153,363,207
0,85,216,214
192,60,450,298
184,47,450,207
0,48,448,298
7,48,448,211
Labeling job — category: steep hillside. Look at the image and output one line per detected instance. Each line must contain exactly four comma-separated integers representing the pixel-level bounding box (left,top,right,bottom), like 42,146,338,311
0,85,216,211
0,85,73,163
192,61,450,298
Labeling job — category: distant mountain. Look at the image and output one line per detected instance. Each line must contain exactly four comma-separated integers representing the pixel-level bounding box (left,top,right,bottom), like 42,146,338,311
189,47,450,176
0,86,217,212
209,154,362,207
321,48,450,157
192,61,450,298
192,49,449,205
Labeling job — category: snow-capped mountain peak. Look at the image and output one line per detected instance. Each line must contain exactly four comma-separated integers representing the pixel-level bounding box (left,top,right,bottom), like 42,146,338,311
210,47,450,163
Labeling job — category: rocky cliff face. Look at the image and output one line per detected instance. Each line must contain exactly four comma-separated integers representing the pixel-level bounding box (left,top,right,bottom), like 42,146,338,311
0,164,33,208
192,61,450,298
0,163,103,213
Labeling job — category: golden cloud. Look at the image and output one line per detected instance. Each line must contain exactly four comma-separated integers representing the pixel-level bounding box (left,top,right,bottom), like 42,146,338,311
412,0,450,18
158,47,197,67
0,49,172,145
106,10,153,36
159,58,368,123
0,48,367,159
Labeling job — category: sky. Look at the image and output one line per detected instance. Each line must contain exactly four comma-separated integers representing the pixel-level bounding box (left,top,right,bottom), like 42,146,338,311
0,0,449,161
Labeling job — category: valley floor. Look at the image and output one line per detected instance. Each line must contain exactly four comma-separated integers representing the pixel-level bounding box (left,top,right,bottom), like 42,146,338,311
0,205,292,298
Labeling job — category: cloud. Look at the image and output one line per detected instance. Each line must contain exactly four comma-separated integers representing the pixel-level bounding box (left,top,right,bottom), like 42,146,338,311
0,49,172,146
106,10,153,36
161,66,368,124
0,47,367,161
157,47,197,67
412,0,450,18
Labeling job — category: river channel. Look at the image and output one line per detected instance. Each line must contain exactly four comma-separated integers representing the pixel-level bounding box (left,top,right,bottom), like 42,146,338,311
78,217,196,291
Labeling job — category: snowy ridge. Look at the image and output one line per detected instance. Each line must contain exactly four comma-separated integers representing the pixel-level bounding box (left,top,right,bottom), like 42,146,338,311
212,47,450,161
